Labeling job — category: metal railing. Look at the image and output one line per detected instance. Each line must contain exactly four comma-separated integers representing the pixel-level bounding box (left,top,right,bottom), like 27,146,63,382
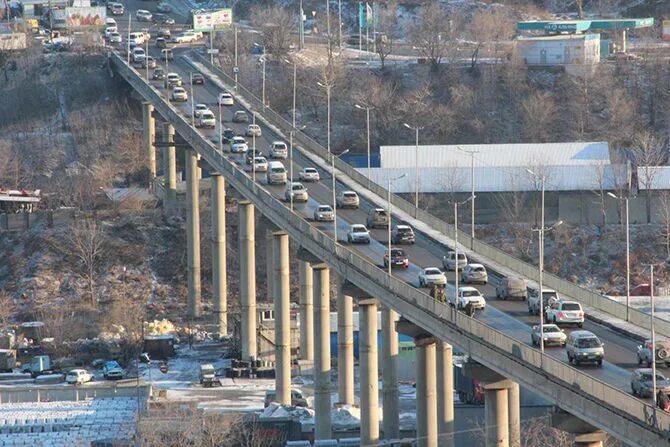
110,51,670,445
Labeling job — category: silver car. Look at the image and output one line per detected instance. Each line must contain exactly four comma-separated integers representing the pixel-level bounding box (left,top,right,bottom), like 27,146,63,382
366,208,389,228
313,204,334,222
285,182,308,202
336,191,360,208
530,324,566,347
631,368,670,398
461,263,488,285
442,251,467,271
347,224,370,244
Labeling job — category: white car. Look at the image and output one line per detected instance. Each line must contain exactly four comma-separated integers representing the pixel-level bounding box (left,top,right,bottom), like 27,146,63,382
299,167,320,182
269,141,288,159
105,17,117,27
197,111,216,128
336,191,360,208
245,124,261,137
230,136,248,153
131,47,145,63
194,103,210,118
218,92,234,106
450,286,486,310
545,300,584,327
171,87,188,102
136,9,153,21
347,224,371,244
285,182,308,202
66,368,93,385
172,31,198,43
108,32,122,44
244,156,268,172
313,204,334,222
418,267,447,288
461,263,488,285
166,72,182,87
104,26,117,38
443,251,467,271
530,324,567,347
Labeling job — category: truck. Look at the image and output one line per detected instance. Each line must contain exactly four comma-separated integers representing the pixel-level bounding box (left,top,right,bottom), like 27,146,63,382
454,363,484,405
199,363,221,387
22,355,55,378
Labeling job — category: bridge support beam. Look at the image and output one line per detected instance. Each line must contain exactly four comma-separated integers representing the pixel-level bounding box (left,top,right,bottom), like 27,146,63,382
273,231,291,406
436,341,454,447
239,201,257,361
161,123,176,211
211,173,227,336
185,149,201,318
143,102,156,192
337,279,354,406
313,264,332,439
359,298,380,446
382,306,399,440
299,261,314,363
416,336,438,447
550,409,605,447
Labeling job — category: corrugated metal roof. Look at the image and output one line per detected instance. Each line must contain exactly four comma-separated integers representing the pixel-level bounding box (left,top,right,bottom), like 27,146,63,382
641,166,670,190
380,142,611,170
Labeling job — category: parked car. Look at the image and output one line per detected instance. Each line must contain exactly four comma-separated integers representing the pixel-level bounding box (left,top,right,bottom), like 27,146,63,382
336,191,360,209
136,9,153,21
197,111,216,128
450,286,486,310
391,225,415,244
566,330,604,366
631,369,670,398
383,248,409,269
313,204,334,222
285,182,308,202
527,288,560,315
102,361,125,379
298,167,320,182
442,250,467,271
191,73,205,84
266,161,287,185
194,103,209,118
347,224,371,244
218,92,234,106
461,264,488,285
545,300,584,327
232,110,249,123
637,339,670,367
66,368,93,385
419,267,447,288
496,276,528,300
171,87,188,102
230,136,248,153
366,208,389,228
222,128,236,143
530,324,566,347
269,141,288,159
244,157,268,173
264,389,308,408
245,124,261,137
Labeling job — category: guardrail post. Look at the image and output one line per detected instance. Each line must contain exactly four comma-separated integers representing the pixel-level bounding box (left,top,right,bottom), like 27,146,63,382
313,263,332,439
382,306,400,440
143,102,156,192
211,173,227,336
239,201,257,361
273,231,291,406
186,149,201,318
359,299,380,445
337,281,354,406
437,341,454,447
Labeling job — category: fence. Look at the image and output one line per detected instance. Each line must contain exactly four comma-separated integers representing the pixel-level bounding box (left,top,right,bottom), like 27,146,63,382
0,382,152,406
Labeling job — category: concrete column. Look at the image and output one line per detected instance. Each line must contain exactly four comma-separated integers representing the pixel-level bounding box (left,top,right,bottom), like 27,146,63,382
507,382,520,447
416,337,438,447
266,231,274,301
143,102,156,191
621,29,627,53
485,386,509,447
239,201,257,361
185,150,201,318
382,306,399,439
313,264,332,439
299,261,314,362
211,174,227,336
359,300,379,446
337,284,354,406
273,231,291,406
162,123,176,208
436,341,454,447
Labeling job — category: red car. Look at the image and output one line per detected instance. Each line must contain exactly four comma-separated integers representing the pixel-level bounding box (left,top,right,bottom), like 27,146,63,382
383,248,409,269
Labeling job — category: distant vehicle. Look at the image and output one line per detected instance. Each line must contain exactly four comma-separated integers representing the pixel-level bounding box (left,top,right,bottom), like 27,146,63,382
450,286,486,310
153,13,174,25
383,248,409,269
336,191,360,209
246,150,264,164
197,111,216,128
298,167,320,182
566,330,603,366
419,267,447,288
199,364,221,388
230,136,248,153
104,26,117,38
131,47,145,63
637,339,670,367
527,288,560,315
347,224,371,244
285,182,308,202
222,128,236,143
530,324,566,347
495,276,527,300
455,363,484,405
105,18,117,27
545,300,584,327
156,1,172,13
108,32,122,44
166,72,181,87
191,73,205,85
172,31,199,43
631,369,670,398
366,208,389,228
266,161,287,185
313,204,334,222
442,251,467,271
141,56,156,69
108,2,124,15
244,157,268,173
245,124,261,137
102,360,125,379
22,355,55,378
194,103,209,118
218,92,234,106
269,141,288,159
391,225,415,244
461,264,488,285
136,9,153,21
157,28,171,39
155,37,167,49
66,369,93,385
264,389,307,408
232,110,249,123
160,48,174,61
171,87,188,102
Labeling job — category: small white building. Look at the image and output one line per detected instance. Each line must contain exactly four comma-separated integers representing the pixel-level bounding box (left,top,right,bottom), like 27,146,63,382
516,34,600,66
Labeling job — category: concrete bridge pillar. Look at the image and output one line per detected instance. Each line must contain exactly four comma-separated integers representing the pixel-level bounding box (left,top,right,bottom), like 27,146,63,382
239,201,257,361
313,264,332,439
185,149,201,318
210,173,227,336
337,279,354,406
142,102,156,191
161,123,176,210
266,230,274,301
550,409,605,447
416,336,438,447
484,381,510,447
299,261,314,363
359,298,380,446
273,231,291,406
436,341,454,447
507,381,520,447
382,306,399,440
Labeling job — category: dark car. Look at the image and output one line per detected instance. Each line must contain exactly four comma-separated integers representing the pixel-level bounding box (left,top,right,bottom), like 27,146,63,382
245,150,264,165
153,13,175,24
383,248,409,269
152,67,166,80
157,28,171,39
222,128,236,143
391,224,416,244
191,73,205,85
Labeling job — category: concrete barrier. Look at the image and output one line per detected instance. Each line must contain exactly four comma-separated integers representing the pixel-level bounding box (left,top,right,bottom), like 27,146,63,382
0,383,151,407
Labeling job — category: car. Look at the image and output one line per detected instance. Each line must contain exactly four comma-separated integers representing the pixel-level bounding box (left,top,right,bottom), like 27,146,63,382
245,150,264,164
269,141,288,159
631,369,670,398
336,191,360,208
530,324,566,347
232,110,249,123
102,361,125,379
246,124,261,137
105,18,117,27
197,111,216,128
496,276,528,300
285,182,308,202
244,157,268,173
383,248,409,269
461,263,488,285
298,167,320,182
366,208,389,228
155,37,167,48
267,161,287,185
131,47,145,63
545,300,584,326
66,368,93,385
141,56,156,69
391,225,415,244
136,9,152,21
108,32,122,44
419,267,447,288
230,136,248,153
218,92,234,106
566,330,604,366
264,389,308,408
160,48,174,61
442,250,467,271
109,2,124,15
222,128,236,143
637,339,670,367
191,73,205,85
156,1,172,12
313,204,334,222
172,31,199,43
194,103,209,118
157,28,171,39
104,26,117,38
152,67,166,80
527,288,560,315
450,286,486,310
153,13,174,24
166,72,181,88
347,224,371,244
171,87,188,102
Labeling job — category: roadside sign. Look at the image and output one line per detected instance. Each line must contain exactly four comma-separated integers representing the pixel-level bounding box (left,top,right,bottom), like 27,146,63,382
233,66,239,73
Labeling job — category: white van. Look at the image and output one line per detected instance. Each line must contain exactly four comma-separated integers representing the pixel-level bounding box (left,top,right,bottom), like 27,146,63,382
566,330,604,367
128,32,146,46
266,161,287,185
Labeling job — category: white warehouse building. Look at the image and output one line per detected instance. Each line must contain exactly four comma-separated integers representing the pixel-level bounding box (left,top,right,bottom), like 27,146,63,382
516,34,601,66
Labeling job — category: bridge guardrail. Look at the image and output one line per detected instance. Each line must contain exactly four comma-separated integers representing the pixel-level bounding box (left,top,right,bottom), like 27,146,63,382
111,51,670,444
190,52,667,340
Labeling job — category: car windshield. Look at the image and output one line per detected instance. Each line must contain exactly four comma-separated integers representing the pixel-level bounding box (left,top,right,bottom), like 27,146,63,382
425,269,441,275
344,192,356,198
271,167,284,173
305,168,317,173
457,254,466,260
318,206,331,212
641,373,667,382
233,138,244,143
577,338,601,348
543,326,560,333
274,143,287,149
473,267,485,273
352,226,366,232
375,210,387,216
562,303,581,311
292,185,303,191
397,228,412,234
391,249,405,256
255,158,265,163
461,290,480,297
543,292,558,300
202,112,214,118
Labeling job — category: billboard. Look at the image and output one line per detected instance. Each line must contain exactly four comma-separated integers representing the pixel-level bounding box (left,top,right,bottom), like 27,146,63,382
65,6,106,28
192,8,232,32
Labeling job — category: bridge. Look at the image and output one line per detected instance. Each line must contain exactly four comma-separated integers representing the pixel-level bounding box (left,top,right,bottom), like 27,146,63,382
109,47,670,447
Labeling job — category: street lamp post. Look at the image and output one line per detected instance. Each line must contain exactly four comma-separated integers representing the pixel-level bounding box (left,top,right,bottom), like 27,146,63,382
252,112,257,182
458,147,479,249
189,72,195,127
299,0,305,50
452,197,474,306
388,174,407,276
332,149,350,243
218,100,223,153
608,192,631,322
234,26,239,90
261,56,266,109
355,104,373,185
317,81,332,155
403,123,423,215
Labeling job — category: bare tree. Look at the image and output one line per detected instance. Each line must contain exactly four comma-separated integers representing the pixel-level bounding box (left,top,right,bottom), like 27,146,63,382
373,1,398,70
659,191,670,257
469,8,515,68
631,131,666,223
250,6,296,59
521,91,556,143
592,161,609,228
409,3,450,70
0,291,15,328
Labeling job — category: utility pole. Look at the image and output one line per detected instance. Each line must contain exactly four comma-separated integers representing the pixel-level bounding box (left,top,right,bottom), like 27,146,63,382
299,0,305,50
